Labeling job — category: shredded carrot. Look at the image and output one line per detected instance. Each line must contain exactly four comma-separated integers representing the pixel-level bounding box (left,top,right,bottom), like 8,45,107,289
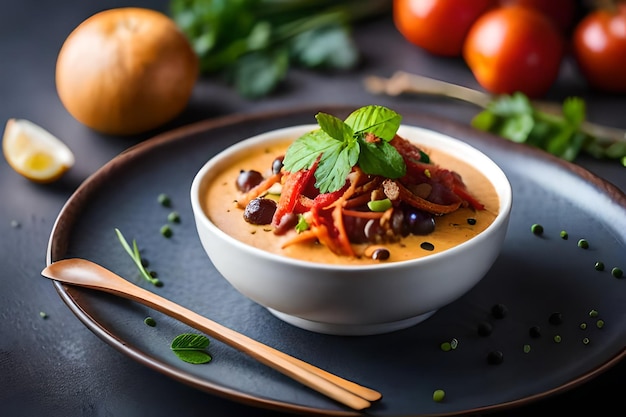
342,209,385,219
236,173,281,209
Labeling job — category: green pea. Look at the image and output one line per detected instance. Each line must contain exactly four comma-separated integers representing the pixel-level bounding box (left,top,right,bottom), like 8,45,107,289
432,389,445,402
367,198,392,212
158,193,171,207
523,344,531,353
611,267,623,278
531,224,543,235
596,320,605,329
160,224,173,238
594,261,605,271
144,317,157,327
560,230,568,240
168,211,181,223
577,239,589,249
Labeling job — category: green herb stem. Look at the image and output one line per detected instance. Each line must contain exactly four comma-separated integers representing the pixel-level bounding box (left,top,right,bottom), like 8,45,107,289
115,228,162,286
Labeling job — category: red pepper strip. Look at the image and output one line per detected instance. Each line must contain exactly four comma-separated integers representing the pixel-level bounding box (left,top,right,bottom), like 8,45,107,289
272,161,318,226
392,134,484,210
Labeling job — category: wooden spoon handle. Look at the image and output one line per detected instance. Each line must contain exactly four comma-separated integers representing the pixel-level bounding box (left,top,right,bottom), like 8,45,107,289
42,259,381,410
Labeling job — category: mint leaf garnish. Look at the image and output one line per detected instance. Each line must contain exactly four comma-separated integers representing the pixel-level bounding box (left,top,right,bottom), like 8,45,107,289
170,333,212,364
283,105,405,193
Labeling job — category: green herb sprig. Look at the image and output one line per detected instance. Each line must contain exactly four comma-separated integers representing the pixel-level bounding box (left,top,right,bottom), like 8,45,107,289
115,228,162,287
472,92,626,164
171,333,212,364
170,0,390,98
283,105,405,193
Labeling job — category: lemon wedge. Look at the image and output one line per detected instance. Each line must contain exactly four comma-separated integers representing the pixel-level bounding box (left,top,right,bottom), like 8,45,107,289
2,118,75,183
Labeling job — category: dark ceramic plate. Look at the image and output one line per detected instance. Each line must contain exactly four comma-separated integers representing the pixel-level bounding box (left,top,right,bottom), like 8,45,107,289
46,107,626,416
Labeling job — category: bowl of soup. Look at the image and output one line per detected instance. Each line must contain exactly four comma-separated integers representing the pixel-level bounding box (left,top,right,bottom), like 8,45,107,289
190,116,512,336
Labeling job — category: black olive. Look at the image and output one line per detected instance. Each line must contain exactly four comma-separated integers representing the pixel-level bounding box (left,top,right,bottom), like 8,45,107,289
403,207,435,235
243,198,277,225
236,170,264,192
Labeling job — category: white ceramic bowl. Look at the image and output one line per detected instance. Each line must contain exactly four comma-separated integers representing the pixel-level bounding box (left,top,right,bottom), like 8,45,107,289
191,125,512,336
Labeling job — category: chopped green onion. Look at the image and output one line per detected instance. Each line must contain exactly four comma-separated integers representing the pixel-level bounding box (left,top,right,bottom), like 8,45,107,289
367,198,392,212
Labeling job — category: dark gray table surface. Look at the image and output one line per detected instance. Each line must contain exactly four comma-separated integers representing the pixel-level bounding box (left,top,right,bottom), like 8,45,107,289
2,1,625,416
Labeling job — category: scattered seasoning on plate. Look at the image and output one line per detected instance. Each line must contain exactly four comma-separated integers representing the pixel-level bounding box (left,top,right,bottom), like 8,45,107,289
582,337,590,345
580,322,587,330
432,389,446,402
160,224,173,238
144,317,157,327
596,319,605,329
559,230,568,240
467,218,477,225
529,325,542,338
577,238,589,249
39,311,48,319
420,242,435,251
594,261,605,271
477,321,493,337
158,193,171,207
440,338,458,352
487,350,503,365
531,223,543,235
168,211,181,223
588,309,599,318
491,303,508,319
611,267,623,278
548,312,563,325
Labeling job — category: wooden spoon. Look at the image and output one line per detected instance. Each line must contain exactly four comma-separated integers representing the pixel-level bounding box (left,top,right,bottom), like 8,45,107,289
42,258,381,410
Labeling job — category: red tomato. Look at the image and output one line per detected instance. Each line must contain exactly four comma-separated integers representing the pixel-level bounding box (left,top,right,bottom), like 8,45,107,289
393,0,496,57
498,0,578,33
463,6,565,98
573,4,626,93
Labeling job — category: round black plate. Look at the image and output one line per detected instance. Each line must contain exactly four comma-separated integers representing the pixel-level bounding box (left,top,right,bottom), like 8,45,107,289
47,106,626,416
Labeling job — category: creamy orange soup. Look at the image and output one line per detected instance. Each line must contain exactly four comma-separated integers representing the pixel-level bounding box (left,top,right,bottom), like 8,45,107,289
205,139,499,265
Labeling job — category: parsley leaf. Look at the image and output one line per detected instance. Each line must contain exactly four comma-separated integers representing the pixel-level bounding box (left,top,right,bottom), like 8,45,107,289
472,92,596,162
170,333,212,364
170,0,390,97
282,105,405,193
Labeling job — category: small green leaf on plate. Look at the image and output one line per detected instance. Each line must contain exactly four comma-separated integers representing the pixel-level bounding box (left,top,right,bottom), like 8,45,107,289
171,333,212,364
